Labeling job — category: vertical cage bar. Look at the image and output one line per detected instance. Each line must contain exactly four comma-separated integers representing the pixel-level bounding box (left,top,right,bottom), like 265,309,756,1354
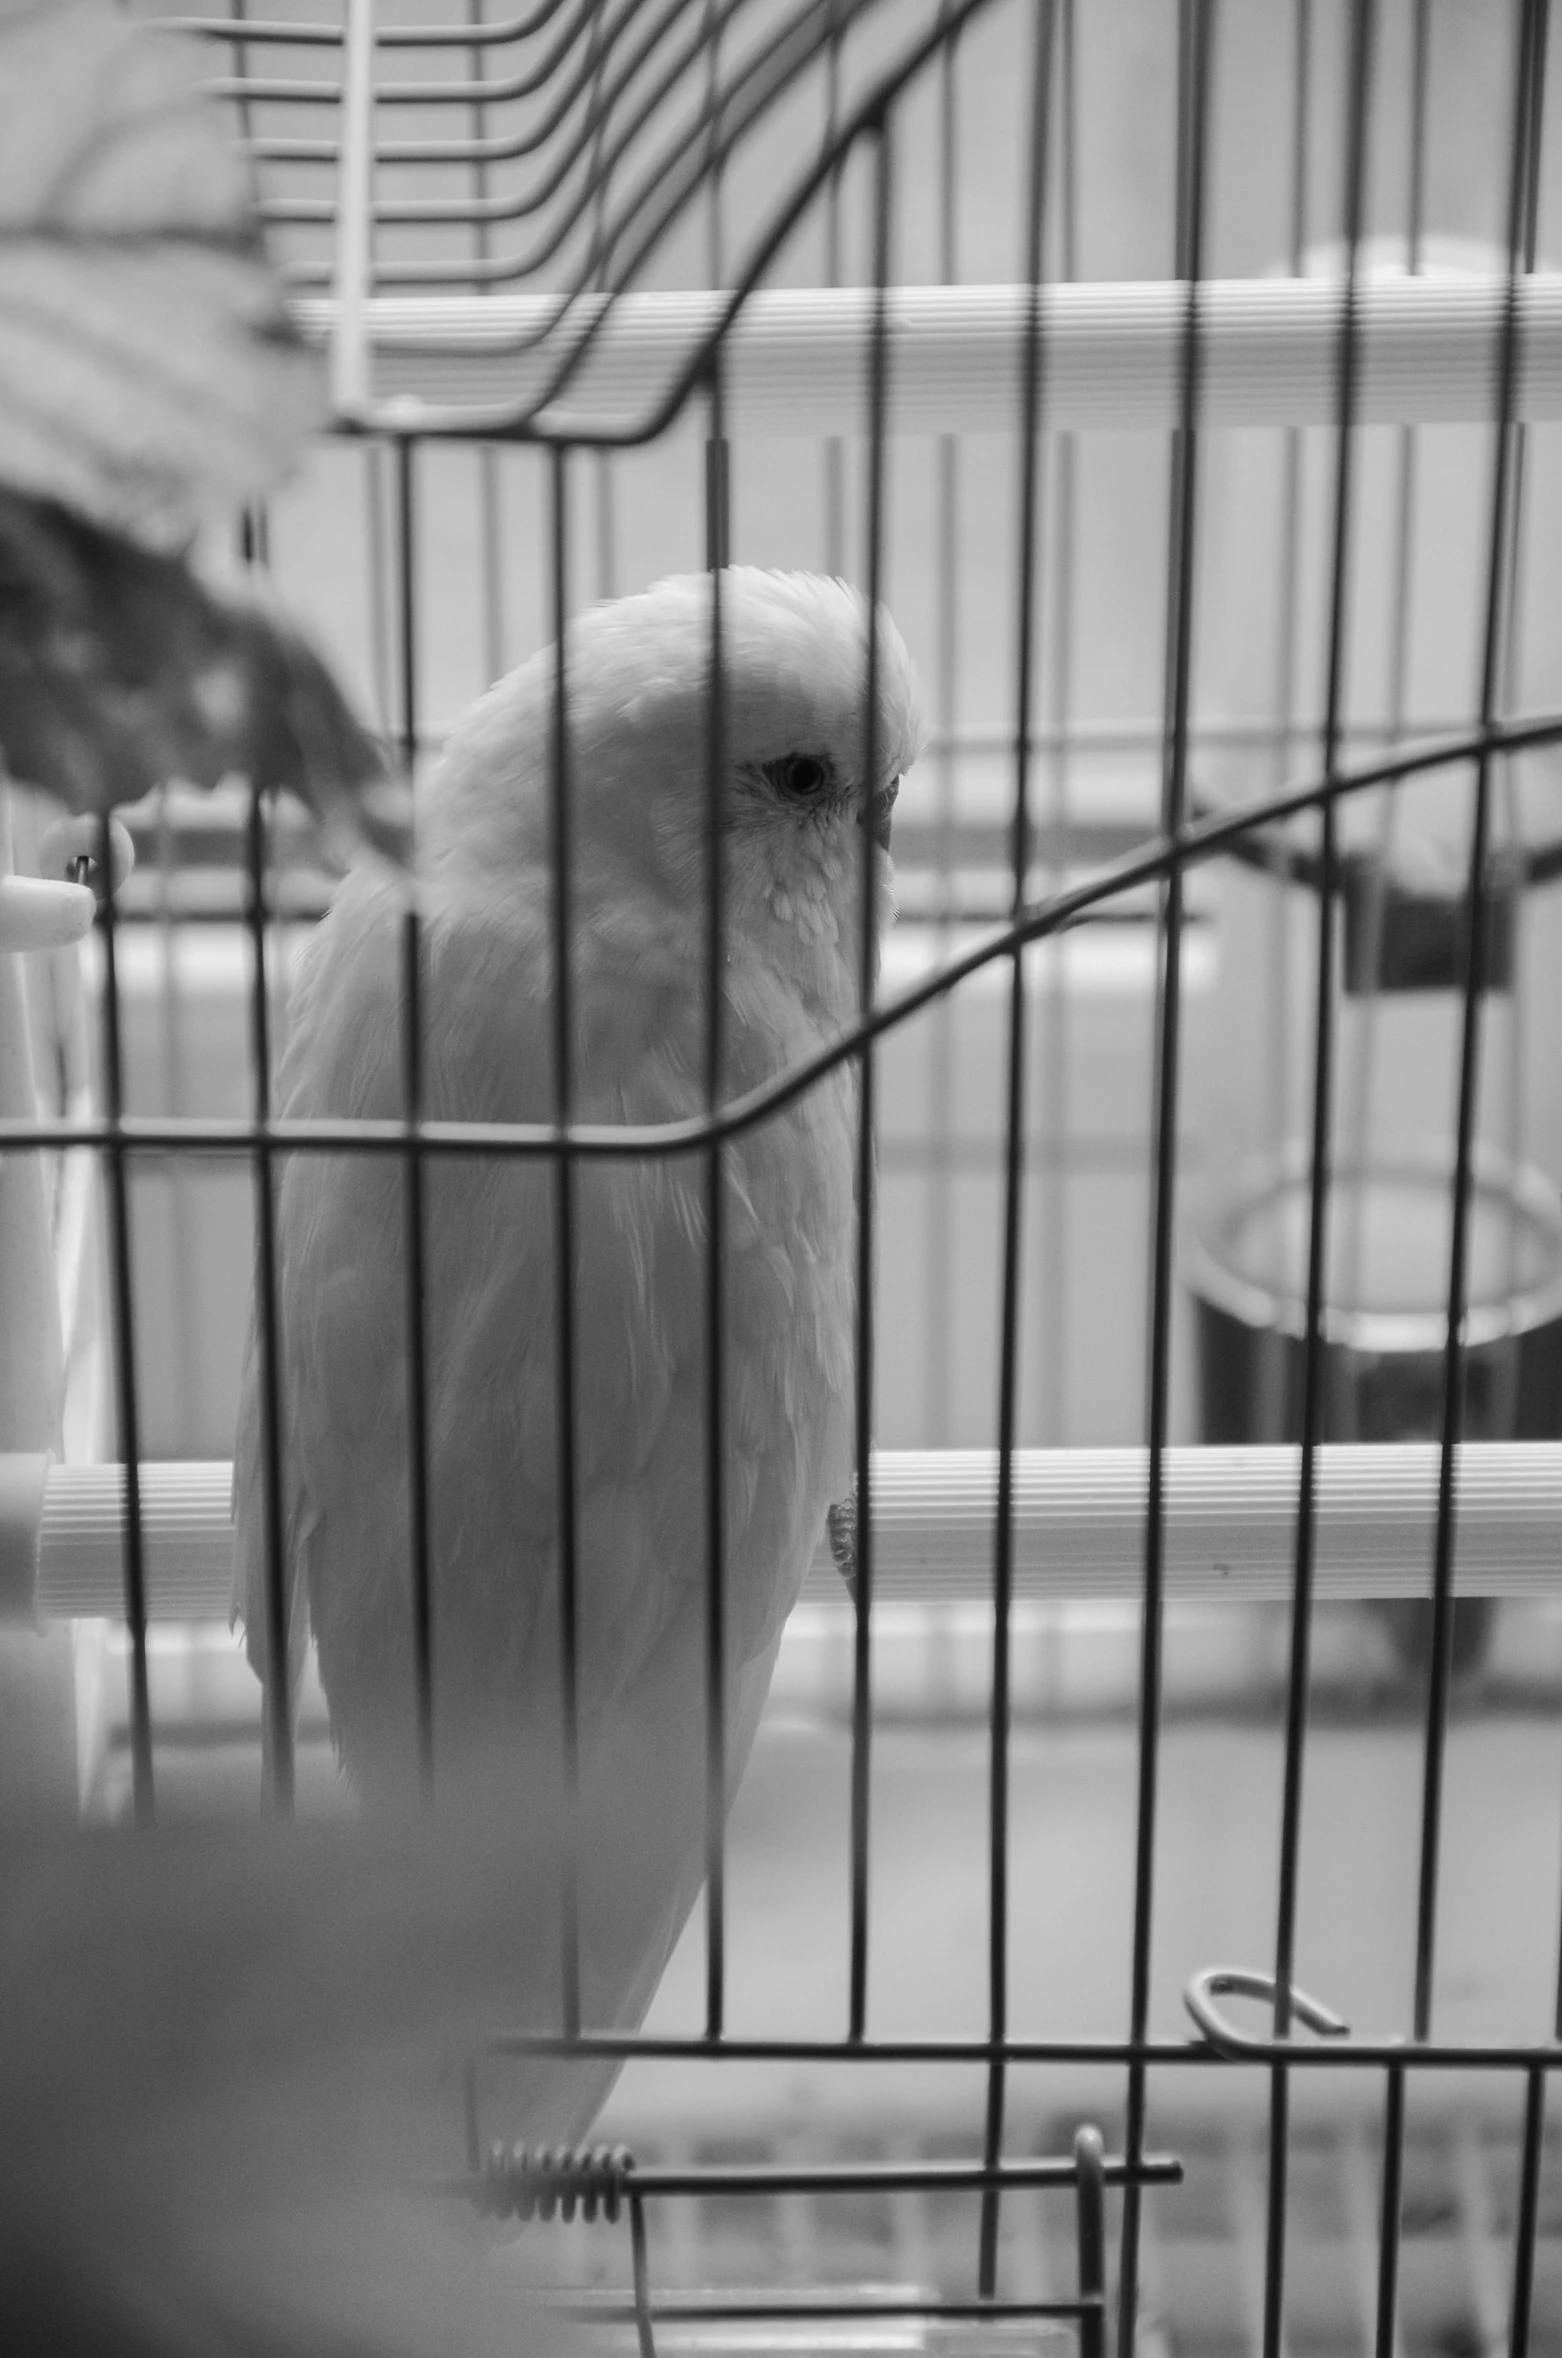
1510,2065,1547,2358
1265,7,1377,2353
1413,0,1545,2050
1335,0,1428,1366
847,114,892,2046
396,436,418,776
467,0,506,685
704,0,725,286
977,0,1055,2299
1253,0,1313,1411
630,2191,658,2358
401,903,434,1800
245,782,294,1818
1373,2062,1406,2358
926,0,960,1447
365,444,394,740
1039,0,1078,1451
1493,0,1550,1247
1509,2068,1545,2358
1119,3,1213,2345
150,782,197,1449
702,365,729,2040
1359,13,1434,2320
585,3,617,605
1074,2125,1107,2358
97,815,153,1820
394,430,434,1796
549,444,582,2037
821,0,846,579
395,428,434,1792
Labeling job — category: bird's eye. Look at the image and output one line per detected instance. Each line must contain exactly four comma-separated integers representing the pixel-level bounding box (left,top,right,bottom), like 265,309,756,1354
765,751,834,800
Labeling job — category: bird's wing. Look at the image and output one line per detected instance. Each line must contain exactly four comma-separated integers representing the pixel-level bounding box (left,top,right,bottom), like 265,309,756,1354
233,870,854,1785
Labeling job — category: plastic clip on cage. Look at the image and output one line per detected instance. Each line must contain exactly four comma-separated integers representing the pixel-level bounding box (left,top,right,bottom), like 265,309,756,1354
8,1,1562,2353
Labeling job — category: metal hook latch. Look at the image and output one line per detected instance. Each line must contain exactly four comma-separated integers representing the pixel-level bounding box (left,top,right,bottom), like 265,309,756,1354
1186,1965,1350,2058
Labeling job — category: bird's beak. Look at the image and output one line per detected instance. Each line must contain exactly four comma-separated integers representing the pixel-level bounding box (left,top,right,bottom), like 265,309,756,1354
864,777,899,849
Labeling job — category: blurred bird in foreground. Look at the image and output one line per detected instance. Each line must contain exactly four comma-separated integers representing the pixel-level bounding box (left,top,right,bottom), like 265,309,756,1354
0,485,391,860
0,1,392,860
234,568,922,2136
2,1804,576,2357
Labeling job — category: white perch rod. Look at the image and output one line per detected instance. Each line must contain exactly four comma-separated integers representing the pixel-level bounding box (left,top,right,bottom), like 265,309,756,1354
294,275,1562,434
1,1447,1558,1624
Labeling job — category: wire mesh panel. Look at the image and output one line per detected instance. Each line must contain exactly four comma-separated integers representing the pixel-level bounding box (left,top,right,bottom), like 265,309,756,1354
8,1,1562,2353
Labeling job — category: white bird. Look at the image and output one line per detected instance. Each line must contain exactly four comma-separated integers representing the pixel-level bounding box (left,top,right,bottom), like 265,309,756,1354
233,567,922,2137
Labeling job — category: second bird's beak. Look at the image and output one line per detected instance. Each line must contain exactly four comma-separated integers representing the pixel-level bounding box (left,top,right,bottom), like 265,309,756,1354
864,777,899,849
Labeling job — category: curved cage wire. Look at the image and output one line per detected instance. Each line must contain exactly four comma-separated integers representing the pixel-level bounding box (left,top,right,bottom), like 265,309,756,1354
8,0,1562,2352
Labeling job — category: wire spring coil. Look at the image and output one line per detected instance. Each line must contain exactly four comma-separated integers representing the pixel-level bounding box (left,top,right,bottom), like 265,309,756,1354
475,2140,636,2224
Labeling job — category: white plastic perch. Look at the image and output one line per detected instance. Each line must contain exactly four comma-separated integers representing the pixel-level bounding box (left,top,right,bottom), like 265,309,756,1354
301,273,1562,435
0,1446,1559,1625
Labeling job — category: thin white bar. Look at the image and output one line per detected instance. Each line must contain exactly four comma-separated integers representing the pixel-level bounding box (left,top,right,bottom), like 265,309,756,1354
291,274,1562,434
4,1446,1560,1623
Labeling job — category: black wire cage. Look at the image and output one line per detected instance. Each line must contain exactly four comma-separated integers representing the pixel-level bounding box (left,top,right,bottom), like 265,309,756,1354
10,0,1562,2352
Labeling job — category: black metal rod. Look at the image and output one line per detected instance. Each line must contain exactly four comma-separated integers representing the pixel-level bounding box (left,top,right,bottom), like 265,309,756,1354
1258,0,1309,1261
97,812,154,1821
846,112,892,2047
1038,0,1078,1456
481,2020,1562,2070
1265,5,1376,2352
579,0,615,291
396,437,419,776
925,0,959,1447
1073,2125,1107,2358
559,2294,1103,2324
629,2193,658,2358
244,782,294,1817
467,0,509,687
453,2151,1185,2197
401,906,435,1801
702,377,729,2040
978,0,1055,2298
1413,0,1545,2048
820,0,846,578
1119,4,1212,2346
1373,2061,1405,2358
394,432,436,1801
548,446,583,2037
703,0,724,285
1509,2067,1546,2358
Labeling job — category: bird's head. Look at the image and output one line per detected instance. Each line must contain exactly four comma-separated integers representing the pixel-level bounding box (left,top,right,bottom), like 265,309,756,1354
424,568,923,1007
